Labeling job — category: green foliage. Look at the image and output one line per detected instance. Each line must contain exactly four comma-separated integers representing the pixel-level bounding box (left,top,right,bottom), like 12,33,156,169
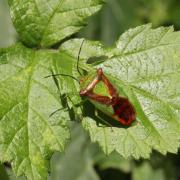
96,151,131,173
0,163,9,180
0,0,16,48
0,44,70,179
0,0,180,179
49,124,132,180
8,0,104,47
132,155,178,180
60,24,180,158
79,0,180,45
132,162,165,180
49,124,100,180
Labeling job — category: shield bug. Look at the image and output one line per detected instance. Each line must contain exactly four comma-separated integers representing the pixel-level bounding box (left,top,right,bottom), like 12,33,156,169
79,68,136,126
46,40,136,126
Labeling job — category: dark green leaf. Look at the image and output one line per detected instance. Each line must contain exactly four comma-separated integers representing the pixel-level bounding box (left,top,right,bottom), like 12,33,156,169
0,163,9,180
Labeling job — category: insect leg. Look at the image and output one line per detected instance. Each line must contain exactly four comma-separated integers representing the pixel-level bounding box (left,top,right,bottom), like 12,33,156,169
80,75,100,95
95,110,113,131
49,107,68,117
81,91,112,105
49,94,86,118
49,92,80,117
66,93,88,106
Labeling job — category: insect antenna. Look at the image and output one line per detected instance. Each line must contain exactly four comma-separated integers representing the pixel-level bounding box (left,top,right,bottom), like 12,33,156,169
44,39,85,82
44,73,80,84
77,39,85,76
49,107,68,117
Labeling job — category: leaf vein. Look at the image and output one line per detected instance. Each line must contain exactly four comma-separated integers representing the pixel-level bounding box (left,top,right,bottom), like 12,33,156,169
40,0,65,44
32,79,61,105
30,107,63,150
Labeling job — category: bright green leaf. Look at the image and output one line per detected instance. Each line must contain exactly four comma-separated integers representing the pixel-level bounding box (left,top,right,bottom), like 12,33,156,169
8,0,104,47
0,44,70,179
60,25,180,158
1,24,180,179
60,38,112,61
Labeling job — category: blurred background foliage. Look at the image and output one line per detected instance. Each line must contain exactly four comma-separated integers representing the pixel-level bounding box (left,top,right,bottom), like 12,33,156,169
0,0,180,179
79,0,180,45
0,0,16,48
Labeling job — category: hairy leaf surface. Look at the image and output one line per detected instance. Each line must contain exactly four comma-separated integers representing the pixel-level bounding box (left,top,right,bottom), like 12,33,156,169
1,24,180,179
60,25,180,158
9,0,104,47
0,44,70,179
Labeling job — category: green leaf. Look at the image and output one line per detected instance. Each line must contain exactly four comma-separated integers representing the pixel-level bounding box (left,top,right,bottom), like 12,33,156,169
60,38,112,60
0,43,70,179
6,167,26,180
0,0,16,48
49,124,100,180
132,153,178,180
0,163,10,180
79,0,144,45
8,0,104,47
79,0,180,46
95,151,131,173
60,25,180,158
132,162,165,180
2,24,179,179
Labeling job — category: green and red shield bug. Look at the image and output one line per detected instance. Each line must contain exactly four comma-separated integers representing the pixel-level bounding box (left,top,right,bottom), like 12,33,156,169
79,68,136,126
46,40,136,126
